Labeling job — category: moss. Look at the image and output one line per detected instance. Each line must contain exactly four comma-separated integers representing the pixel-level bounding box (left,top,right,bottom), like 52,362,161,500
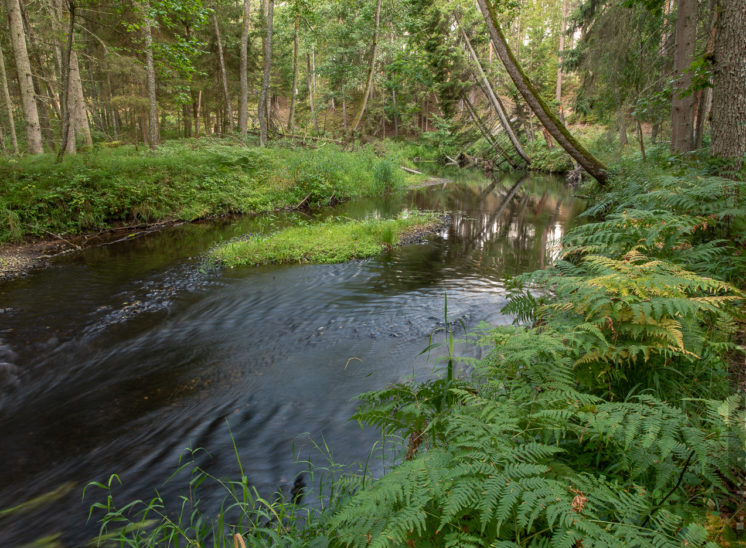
209,211,441,267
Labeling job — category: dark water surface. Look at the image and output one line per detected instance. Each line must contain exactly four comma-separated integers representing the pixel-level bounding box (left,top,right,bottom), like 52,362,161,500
0,172,583,546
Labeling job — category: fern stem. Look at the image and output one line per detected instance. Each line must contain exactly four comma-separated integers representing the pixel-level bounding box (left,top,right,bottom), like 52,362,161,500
641,449,696,528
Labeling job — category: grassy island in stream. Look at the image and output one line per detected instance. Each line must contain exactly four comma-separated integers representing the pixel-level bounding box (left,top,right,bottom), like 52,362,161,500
210,211,441,267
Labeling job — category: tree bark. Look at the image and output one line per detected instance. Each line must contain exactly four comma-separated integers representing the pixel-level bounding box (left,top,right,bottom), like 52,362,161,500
458,17,530,164
351,0,382,132
391,88,397,138
51,0,90,149
307,50,318,133
258,0,274,146
671,0,697,153
20,0,56,151
555,0,567,122
617,110,628,146
287,11,299,131
239,0,250,140
213,11,233,134
58,0,76,159
69,50,91,147
0,44,19,154
6,0,43,153
477,0,608,183
463,92,517,168
710,0,745,167
195,89,202,139
693,2,717,149
140,0,158,149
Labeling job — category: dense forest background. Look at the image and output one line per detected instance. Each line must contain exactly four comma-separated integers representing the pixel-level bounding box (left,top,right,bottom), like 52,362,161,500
0,0,743,170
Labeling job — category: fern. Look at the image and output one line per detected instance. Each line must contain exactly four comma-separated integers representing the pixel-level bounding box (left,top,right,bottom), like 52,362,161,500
325,169,745,547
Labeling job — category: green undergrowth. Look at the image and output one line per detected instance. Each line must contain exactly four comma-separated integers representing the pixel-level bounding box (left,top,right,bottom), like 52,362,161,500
0,140,415,243
333,158,746,547
86,154,746,547
210,211,440,267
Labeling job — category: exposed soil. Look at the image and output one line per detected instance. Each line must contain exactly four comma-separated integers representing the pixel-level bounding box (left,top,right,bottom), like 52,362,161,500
398,214,451,245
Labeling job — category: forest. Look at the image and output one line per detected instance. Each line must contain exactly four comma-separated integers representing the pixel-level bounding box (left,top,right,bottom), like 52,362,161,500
0,0,745,546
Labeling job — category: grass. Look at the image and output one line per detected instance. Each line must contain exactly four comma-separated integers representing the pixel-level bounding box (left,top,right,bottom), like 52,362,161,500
210,211,441,267
0,140,416,243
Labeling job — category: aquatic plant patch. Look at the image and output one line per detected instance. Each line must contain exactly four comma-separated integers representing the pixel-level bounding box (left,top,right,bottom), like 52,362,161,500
210,212,442,267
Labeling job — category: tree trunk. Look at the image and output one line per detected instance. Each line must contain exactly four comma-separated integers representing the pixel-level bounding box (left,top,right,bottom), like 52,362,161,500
694,87,712,149
58,0,76,159
463,92,517,168
20,0,56,151
69,50,91,147
710,0,744,167
477,0,608,183
392,88,398,138
51,0,90,149
342,85,347,133
140,0,158,149
307,50,317,133
458,17,530,164
617,110,628,146
213,11,234,134
636,116,646,160
0,45,19,154
287,12,299,131
6,0,43,153
258,0,274,146
351,0,382,132
556,0,568,122
239,0,250,140
671,0,697,153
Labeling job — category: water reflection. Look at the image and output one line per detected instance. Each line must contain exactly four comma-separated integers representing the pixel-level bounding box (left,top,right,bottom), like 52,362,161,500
0,171,583,546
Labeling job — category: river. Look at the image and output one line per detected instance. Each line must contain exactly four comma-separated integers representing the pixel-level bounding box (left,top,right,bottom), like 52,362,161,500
0,171,583,546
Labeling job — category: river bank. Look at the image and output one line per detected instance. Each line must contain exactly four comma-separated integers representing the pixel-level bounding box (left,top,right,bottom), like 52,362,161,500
0,140,439,280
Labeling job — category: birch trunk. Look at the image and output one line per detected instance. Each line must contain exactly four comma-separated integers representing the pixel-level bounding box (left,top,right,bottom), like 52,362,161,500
6,0,43,153
239,0,250,140
0,45,19,153
477,0,608,183
351,0,381,132
213,12,234,134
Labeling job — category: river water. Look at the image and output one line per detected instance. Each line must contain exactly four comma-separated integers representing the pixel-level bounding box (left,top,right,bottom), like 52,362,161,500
0,172,583,546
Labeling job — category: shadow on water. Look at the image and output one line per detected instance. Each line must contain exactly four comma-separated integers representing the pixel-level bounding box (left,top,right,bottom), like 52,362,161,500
0,171,584,546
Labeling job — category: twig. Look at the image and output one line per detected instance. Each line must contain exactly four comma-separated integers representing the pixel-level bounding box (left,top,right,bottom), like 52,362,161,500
43,229,80,250
401,166,422,175
296,193,312,209
641,450,695,528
